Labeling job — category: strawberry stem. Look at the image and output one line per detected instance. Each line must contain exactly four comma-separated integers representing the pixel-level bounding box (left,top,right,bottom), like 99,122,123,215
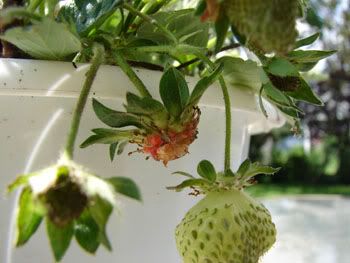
64,43,105,160
113,51,152,98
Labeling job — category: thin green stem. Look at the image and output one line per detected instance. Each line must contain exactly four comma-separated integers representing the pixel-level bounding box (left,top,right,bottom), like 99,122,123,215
195,55,232,172
27,0,44,12
64,43,105,160
122,2,178,44
113,51,152,97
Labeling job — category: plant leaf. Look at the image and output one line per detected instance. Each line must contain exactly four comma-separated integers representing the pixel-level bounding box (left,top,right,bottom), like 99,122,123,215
288,50,336,64
75,209,100,254
263,83,299,110
214,12,230,53
189,64,223,105
0,18,81,60
93,99,144,128
88,195,113,251
106,177,141,201
57,0,123,37
266,57,299,77
236,160,280,182
294,32,320,49
15,187,43,247
197,160,216,182
286,78,323,106
159,67,189,117
258,85,268,118
218,56,262,91
46,219,74,262
117,140,128,155
137,9,209,47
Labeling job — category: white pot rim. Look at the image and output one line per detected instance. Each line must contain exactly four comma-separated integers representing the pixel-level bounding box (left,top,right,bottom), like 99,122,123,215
0,58,285,134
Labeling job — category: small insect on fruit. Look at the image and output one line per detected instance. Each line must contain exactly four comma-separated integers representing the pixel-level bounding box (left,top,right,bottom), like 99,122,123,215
168,160,280,263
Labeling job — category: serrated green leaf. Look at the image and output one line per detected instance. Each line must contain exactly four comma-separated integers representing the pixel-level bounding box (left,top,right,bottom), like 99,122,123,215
286,78,323,105
159,67,189,117
106,177,141,201
0,18,81,60
88,195,113,251
194,0,207,16
294,32,320,49
80,129,133,148
46,219,74,262
219,56,262,91
15,187,43,247
237,159,251,176
277,106,300,119
263,83,297,109
93,99,144,128
125,92,166,116
166,179,210,192
137,9,209,47
109,142,118,161
172,171,195,178
189,64,223,105
266,57,299,77
214,12,229,53
288,50,336,64
197,160,216,182
57,0,122,36
75,209,100,254
238,161,280,182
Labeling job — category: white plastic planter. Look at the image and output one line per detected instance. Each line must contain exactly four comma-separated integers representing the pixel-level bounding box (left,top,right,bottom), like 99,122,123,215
0,58,285,263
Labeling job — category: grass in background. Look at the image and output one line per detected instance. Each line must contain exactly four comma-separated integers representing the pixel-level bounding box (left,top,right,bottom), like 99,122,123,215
246,184,350,198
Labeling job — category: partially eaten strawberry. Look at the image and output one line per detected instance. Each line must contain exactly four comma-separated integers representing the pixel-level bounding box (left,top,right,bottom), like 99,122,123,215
82,65,222,165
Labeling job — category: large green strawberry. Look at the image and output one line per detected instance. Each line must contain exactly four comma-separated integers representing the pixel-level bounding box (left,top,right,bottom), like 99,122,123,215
168,160,279,263
225,0,299,54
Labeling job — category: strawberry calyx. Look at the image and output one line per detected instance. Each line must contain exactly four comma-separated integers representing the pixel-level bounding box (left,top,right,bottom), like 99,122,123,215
167,159,280,194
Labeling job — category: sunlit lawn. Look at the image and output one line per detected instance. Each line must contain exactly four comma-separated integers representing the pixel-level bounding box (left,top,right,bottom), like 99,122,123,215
246,184,350,198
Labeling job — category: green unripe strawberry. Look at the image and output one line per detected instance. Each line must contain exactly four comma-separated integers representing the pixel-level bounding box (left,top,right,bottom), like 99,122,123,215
169,160,280,263
223,0,299,54
175,190,276,263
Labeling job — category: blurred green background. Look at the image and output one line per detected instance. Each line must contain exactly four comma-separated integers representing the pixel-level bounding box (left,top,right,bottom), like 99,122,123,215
248,0,350,197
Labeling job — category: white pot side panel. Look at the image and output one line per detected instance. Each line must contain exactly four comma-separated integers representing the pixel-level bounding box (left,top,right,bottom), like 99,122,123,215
0,59,285,263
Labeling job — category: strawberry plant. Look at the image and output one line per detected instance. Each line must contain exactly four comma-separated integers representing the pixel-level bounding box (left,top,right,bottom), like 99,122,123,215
0,0,335,262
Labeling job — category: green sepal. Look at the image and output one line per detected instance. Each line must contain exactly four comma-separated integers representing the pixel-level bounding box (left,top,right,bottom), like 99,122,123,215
80,128,134,148
88,195,113,251
93,99,144,128
197,160,217,182
236,160,280,179
188,64,223,105
74,209,100,254
294,32,320,49
286,78,323,106
265,57,299,77
8,174,32,193
166,179,211,192
258,85,268,118
172,171,195,178
125,92,166,116
46,219,74,262
106,177,142,201
15,187,43,247
159,67,189,118
109,142,119,161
